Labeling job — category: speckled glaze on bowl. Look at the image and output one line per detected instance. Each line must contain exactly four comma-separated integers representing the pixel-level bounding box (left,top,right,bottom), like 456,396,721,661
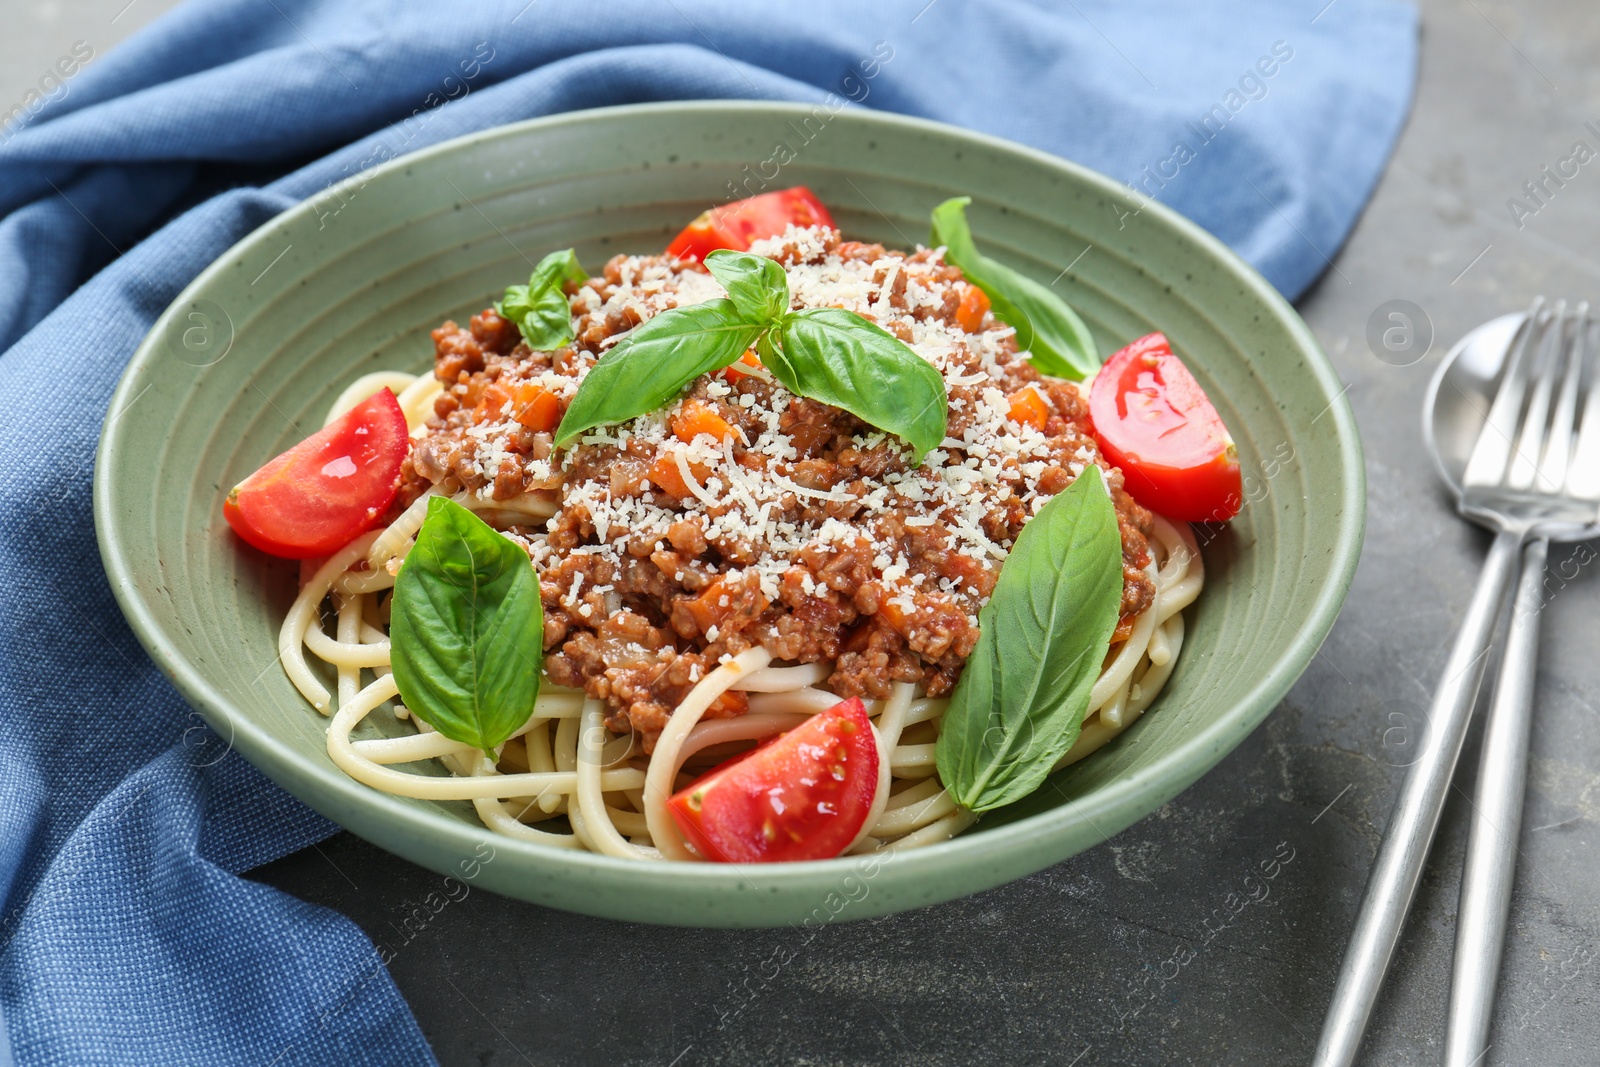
94,102,1363,927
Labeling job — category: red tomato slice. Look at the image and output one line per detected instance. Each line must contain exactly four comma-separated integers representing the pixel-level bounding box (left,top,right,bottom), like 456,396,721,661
223,388,410,559
665,186,836,262
1088,333,1242,522
668,696,882,863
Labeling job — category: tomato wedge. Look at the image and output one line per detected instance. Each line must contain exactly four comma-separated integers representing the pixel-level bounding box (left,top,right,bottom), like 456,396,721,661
668,696,882,863
666,186,836,262
223,388,410,558
1088,333,1242,522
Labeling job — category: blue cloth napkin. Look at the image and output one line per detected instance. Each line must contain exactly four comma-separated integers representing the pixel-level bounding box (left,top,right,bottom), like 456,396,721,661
0,1,1416,1062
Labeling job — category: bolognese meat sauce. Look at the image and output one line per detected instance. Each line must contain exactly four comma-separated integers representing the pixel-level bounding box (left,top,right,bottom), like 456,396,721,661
395,226,1155,748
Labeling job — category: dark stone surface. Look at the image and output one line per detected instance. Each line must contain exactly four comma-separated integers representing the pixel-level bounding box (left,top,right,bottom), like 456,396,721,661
250,1,1600,1063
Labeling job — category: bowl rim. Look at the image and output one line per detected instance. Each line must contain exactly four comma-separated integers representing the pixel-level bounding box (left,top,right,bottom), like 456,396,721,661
94,100,1366,907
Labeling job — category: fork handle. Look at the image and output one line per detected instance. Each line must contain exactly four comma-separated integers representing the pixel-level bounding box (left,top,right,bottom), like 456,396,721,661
1443,537,1548,1066
1313,525,1524,1067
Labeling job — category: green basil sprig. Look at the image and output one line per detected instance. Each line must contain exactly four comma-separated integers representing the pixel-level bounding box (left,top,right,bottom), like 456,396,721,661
930,197,1099,381
761,309,948,460
389,497,544,757
934,465,1123,812
554,299,766,444
497,248,588,350
709,250,789,321
553,249,948,461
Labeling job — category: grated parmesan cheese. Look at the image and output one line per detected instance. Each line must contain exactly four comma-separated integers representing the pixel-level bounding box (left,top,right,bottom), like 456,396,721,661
420,226,1123,711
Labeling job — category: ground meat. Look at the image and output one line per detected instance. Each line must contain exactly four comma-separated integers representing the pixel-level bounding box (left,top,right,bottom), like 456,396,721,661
431,322,484,381
400,227,1162,746
469,308,520,355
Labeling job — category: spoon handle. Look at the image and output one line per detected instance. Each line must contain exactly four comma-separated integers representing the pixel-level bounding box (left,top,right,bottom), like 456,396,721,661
1313,525,1523,1067
1443,537,1547,1066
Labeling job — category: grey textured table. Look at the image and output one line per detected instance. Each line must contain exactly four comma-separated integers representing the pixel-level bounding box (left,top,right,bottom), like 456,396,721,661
23,0,1598,1063
249,4,1600,1063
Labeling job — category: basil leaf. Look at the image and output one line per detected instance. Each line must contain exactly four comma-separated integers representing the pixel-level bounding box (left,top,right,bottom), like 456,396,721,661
930,197,1099,380
389,497,544,757
766,307,948,463
934,464,1123,812
497,248,588,350
705,249,789,322
554,300,765,445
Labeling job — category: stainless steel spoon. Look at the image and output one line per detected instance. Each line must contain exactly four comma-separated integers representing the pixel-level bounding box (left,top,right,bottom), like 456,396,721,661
1426,311,1600,1067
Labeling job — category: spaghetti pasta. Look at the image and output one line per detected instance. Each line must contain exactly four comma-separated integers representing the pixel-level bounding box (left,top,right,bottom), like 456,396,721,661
287,372,1200,859
266,219,1216,864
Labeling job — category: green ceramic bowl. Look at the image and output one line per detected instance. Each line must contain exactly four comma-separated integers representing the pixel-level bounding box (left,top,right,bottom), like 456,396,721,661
95,102,1363,927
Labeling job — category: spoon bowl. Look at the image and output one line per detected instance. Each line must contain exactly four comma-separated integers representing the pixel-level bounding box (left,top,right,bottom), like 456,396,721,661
1423,310,1600,540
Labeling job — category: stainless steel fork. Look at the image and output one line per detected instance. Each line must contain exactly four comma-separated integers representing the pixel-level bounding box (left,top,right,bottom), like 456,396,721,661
1313,299,1600,1067
1444,303,1600,1067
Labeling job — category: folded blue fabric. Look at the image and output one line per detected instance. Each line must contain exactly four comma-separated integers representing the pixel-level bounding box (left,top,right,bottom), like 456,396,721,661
0,1,1416,1062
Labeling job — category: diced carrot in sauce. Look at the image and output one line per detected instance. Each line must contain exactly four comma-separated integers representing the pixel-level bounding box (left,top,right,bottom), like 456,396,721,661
1006,386,1050,431
510,383,561,432
878,598,911,635
683,577,733,635
475,382,512,423
648,455,688,498
720,350,763,381
956,285,990,333
648,453,711,499
673,400,736,445
1113,615,1137,643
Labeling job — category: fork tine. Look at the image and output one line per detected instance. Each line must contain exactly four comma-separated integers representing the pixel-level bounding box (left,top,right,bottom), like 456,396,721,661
1506,300,1566,490
1535,301,1587,493
1464,297,1548,488
1567,313,1600,500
